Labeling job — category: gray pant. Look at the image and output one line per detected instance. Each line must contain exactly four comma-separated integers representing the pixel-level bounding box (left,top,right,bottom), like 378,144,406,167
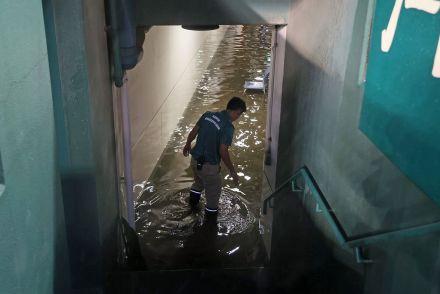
190,157,221,210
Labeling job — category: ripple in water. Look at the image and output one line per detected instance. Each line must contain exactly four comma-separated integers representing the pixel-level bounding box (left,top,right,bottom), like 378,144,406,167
135,184,264,269
136,187,255,239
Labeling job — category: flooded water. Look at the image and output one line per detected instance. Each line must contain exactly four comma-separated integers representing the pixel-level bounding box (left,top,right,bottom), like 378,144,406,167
134,25,272,269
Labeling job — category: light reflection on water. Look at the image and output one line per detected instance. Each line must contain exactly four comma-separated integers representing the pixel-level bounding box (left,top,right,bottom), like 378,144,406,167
135,25,272,269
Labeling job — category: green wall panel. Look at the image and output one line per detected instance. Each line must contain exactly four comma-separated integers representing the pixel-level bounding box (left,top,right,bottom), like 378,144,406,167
0,1,58,292
360,0,440,204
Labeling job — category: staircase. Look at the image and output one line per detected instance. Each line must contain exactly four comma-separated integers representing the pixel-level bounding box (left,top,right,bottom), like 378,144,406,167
105,172,365,293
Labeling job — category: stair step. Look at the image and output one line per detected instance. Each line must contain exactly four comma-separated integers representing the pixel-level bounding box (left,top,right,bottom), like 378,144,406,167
106,267,281,294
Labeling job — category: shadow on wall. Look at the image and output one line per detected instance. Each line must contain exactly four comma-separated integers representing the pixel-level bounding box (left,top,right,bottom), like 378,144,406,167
275,40,327,186
60,171,102,289
53,176,71,293
269,187,364,294
362,233,440,294
53,171,132,292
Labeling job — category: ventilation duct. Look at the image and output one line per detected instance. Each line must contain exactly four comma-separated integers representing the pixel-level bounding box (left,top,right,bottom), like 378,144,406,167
182,25,220,31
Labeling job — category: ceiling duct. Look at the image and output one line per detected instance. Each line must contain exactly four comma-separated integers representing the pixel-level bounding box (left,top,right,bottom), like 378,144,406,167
181,25,220,31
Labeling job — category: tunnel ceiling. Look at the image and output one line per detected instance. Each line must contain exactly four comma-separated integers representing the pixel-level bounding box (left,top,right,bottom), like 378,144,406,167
135,0,290,26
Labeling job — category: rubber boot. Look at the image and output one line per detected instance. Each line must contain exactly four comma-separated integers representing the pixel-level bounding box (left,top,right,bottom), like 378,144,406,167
204,207,218,222
189,189,201,208
204,207,218,233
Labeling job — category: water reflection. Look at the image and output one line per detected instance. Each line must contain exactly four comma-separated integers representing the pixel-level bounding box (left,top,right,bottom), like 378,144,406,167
135,25,272,269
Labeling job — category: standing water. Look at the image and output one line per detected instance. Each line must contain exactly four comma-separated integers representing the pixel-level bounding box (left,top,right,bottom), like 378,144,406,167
134,25,272,269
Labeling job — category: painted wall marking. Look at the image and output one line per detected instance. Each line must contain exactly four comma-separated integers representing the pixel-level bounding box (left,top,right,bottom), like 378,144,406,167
434,36,440,77
381,0,440,78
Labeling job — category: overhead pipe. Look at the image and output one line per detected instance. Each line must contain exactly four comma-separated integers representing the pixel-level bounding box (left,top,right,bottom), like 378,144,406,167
109,0,140,86
117,0,139,70
108,0,123,87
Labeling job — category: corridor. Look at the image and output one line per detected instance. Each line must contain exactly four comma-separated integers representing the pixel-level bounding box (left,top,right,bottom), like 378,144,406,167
132,25,272,269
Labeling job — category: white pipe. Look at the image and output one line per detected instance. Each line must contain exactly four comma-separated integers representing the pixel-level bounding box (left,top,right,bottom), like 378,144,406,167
121,75,135,229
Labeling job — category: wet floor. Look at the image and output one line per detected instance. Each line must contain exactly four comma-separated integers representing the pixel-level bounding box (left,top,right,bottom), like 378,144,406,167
134,25,272,269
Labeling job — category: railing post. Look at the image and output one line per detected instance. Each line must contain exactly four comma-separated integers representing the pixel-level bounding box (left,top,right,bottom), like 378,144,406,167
354,246,373,264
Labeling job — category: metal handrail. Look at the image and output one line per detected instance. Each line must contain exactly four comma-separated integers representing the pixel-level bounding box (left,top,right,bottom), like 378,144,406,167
262,166,440,263
262,175,297,214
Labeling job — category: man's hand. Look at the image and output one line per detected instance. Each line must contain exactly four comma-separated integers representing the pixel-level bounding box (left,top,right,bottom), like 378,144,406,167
183,125,199,157
219,144,239,186
183,143,191,157
231,171,239,186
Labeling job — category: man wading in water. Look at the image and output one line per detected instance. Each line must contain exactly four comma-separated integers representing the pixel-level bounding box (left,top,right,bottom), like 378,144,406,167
183,97,246,220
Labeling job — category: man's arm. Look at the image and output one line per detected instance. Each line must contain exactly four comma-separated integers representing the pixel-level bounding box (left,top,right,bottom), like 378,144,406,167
183,125,199,157
219,143,239,186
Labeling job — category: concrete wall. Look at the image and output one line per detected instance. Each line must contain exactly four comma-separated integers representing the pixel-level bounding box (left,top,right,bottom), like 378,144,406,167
83,0,120,274
267,0,440,293
128,26,227,182
135,0,289,26
0,0,117,291
0,1,69,293
46,0,120,291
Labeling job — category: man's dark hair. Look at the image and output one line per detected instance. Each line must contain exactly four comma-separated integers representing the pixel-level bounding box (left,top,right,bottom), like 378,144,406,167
227,97,246,113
